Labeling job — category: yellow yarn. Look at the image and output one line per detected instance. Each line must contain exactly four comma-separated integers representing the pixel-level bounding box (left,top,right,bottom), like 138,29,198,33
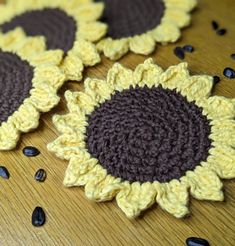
48,59,235,219
97,0,197,60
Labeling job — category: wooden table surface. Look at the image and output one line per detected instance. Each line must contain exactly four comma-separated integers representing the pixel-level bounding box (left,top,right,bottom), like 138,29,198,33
0,0,235,245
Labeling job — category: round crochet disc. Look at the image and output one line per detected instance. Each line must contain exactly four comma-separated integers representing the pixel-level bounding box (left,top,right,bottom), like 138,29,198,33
48,59,235,219
1,8,76,52
0,51,33,124
101,0,165,39
96,0,197,60
86,86,211,183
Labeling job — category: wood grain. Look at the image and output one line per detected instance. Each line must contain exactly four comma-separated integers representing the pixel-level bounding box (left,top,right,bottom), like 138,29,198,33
0,0,235,245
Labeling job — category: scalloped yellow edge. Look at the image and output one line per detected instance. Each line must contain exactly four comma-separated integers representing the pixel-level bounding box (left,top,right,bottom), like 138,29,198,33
0,28,66,150
48,58,235,219
97,0,197,60
0,0,108,81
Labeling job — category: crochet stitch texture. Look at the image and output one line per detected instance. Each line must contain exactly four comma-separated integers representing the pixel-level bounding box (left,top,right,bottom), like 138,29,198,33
48,59,235,219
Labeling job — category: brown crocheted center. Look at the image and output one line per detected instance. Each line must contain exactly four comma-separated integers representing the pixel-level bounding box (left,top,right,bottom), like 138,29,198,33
1,8,76,53
0,51,33,124
86,86,212,183
100,0,165,39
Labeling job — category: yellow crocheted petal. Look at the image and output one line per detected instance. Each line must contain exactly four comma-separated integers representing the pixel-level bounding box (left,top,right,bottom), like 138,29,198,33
85,174,122,202
205,144,235,179
63,151,98,186
107,63,133,91
210,119,235,147
8,100,40,133
134,58,164,88
154,180,189,218
29,83,60,112
47,132,86,160
70,39,100,66
66,91,97,114
164,0,197,12
60,52,84,82
84,165,107,191
129,34,155,55
0,28,25,50
116,182,157,219
162,8,191,28
198,96,235,120
64,91,81,113
52,113,87,135
0,4,14,23
9,0,40,9
16,37,46,60
159,62,190,90
33,65,66,89
84,78,113,104
29,50,64,67
183,166,224,201
180,75,213,102
79,21,107,42
152,22,180,43
97,38,129,61
60,0,93,10
74,2,104,22
0,121,19,150
32,0,57,8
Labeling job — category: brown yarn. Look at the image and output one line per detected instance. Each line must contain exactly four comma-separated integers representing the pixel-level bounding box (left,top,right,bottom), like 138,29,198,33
0,51,33,124
86,86,212,183
1,8,76,53
98,0,165,39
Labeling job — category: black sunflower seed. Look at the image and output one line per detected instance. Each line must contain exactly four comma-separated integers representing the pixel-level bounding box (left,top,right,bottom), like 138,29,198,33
34,169,47,182
223,67,235,79
32,207,46,227
0,166,10,179
231,54,235,60
183,45,194,53
213,76,221,84
212,20,219,30
186,237,210,246
217,28,227,36
23,146,40,157
174,47,185,60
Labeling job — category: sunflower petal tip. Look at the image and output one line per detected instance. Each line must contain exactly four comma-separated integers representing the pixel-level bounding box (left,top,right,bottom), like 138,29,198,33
189,0,198,11
63,173,75,187
64,90,74,102
178,62,189,70
52,114,61,123
144,58,155,64
46,142,54,152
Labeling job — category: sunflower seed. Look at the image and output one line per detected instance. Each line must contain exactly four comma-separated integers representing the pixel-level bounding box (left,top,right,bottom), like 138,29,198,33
0,166,10,179
183,45,194,53
186,237,210,246
32,207,46,227
223,67,235,79
174,47,185,60
231,54,235,60
23,146,40,157
34,169,47,182
217,28,227,36
212,20,219,30
213,76,221,84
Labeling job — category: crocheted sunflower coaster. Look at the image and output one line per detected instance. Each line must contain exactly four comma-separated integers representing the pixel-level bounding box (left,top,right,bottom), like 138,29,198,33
96,0,197,60
0,29,65,150
0,0,107,81
48,59,235,219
